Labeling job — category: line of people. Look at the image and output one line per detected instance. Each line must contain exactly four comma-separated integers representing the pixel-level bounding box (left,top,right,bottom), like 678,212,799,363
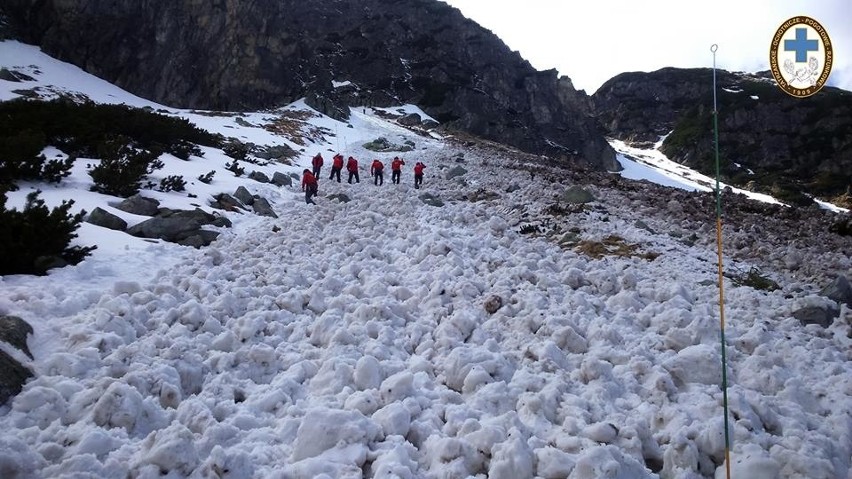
303,153,426,204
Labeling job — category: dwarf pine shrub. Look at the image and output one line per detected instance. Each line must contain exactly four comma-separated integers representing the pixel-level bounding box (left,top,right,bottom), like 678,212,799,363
89,136,162,197
0,191,96,275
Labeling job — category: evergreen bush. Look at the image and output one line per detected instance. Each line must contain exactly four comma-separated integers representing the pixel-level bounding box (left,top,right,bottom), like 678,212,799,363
89,136,162,197
158,175,186,192
0,191,96,275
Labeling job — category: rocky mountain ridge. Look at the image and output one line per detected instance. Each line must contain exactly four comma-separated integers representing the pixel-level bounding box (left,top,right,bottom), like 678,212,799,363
1,0,618,171
592,67,852,207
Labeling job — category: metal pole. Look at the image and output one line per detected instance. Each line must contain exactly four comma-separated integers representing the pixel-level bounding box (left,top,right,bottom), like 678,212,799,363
711,43,732,479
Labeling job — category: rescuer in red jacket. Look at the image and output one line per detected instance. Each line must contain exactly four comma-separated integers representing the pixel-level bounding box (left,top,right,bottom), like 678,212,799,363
311,153,324,178
371,159,385,186
346,156,360,184
414,161,425,189
301,169,318,204
390,156,405,184
329,153,344,183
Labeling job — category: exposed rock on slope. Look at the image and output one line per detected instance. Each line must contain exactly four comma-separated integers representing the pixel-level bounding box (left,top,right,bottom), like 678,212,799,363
591,68,852,206
2,0,617,170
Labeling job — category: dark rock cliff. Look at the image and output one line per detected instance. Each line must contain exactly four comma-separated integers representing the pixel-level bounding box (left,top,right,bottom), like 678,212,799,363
2,0,618,170
592,67,852,206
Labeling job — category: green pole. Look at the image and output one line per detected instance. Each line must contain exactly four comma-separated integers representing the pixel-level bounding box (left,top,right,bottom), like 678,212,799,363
711,43,732,479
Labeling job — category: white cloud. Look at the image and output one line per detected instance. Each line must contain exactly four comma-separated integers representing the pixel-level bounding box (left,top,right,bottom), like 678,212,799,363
442,0,852,93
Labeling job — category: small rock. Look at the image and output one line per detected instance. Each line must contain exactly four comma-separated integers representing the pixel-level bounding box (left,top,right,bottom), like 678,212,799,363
87,207,127,231
484,295,503,314
327,193,351,203
419,193,444,207
821,275,852,308
445,166,468,180
561,186,594,204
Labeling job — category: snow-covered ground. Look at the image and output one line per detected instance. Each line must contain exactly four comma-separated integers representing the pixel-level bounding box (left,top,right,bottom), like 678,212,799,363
1,40,851,479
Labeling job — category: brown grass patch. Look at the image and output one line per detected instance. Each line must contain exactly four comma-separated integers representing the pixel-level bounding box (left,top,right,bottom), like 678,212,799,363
575,235,659,261
263,110,331,146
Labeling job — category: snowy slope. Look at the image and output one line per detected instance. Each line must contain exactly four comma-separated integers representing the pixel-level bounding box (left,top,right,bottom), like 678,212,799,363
1,41,851,479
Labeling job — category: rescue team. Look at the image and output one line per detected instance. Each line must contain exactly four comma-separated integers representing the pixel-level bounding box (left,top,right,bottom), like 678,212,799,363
302,153,426,205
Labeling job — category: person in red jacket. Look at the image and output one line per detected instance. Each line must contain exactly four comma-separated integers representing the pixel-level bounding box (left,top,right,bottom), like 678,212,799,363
414,161,425,189
390,156,405,184
311,153,324,178
301,169,318,204
346,156,360,184
329,153,344,182
371,159,385,186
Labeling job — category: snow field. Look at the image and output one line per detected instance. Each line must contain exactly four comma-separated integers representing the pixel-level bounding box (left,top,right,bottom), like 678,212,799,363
2,150,850,478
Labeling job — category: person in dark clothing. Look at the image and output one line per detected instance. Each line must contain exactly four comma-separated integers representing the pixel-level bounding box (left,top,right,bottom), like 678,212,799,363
346,156,360,184
371,159,385,186
329,153,344,183
391,156,405,184
414,161,426,189
302,169,318,204
311,153,324,178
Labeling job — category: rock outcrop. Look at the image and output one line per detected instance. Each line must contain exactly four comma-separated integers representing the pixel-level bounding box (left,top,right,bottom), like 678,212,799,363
591,68,852,206
3,0,618,170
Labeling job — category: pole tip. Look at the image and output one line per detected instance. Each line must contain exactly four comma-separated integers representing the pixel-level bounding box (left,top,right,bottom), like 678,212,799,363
711,44,718,53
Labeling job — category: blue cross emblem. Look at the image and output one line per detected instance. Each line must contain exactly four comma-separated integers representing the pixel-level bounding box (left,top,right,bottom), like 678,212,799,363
784,28,818,62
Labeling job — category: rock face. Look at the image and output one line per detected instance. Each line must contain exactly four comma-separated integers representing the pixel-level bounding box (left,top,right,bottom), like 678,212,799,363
591,68,852,206
3,0,617,170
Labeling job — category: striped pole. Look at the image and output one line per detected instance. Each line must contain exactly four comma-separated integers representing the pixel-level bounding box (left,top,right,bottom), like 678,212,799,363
711,43,732,479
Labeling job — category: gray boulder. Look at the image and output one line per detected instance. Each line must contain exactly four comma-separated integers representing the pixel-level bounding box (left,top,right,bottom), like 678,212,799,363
272,172,293,187
234,186,255,206
212,193,247,212
115,194,160,216
327,193,351,203
0,315,34,405
821,275,852,308
398,113,422,126
0,315,33,359
419,193,444,207
0,350,32,405
248,171,270,183
561,185,595,204
127,209,230,247
252,198,278,218
446,166,468,180
87,207,127,231
793,306,839,328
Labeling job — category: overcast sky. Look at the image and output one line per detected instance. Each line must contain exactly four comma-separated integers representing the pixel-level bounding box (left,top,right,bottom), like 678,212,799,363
441,0,851,94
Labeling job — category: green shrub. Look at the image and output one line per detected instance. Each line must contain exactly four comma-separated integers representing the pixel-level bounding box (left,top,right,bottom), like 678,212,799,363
0,191,96,275
729,267,780,291
89,136,162,197
225,160,245,177
0,129,74,191
222,141,250,162
198,170,216,184
0,99,220,188
158,175,186,192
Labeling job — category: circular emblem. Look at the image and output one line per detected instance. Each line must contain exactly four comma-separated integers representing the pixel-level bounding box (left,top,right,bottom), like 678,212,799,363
770,16,833,97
